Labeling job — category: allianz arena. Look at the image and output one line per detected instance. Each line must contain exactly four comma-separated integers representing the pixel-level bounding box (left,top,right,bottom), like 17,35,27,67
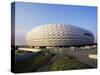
26,24,94,47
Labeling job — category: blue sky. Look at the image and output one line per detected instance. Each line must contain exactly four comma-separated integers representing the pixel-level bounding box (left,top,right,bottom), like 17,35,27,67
14,2,97,45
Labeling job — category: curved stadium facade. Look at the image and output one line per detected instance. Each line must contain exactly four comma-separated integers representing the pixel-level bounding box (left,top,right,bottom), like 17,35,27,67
26,24,94,47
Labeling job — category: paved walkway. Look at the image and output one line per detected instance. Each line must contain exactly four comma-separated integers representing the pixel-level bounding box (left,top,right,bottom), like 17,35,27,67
36,55,56,72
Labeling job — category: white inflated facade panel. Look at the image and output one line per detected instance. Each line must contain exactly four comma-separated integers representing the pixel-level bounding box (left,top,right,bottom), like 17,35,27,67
26,24,94,47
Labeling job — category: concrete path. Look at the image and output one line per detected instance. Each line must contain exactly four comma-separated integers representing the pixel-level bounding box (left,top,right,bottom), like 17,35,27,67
36,55,56,72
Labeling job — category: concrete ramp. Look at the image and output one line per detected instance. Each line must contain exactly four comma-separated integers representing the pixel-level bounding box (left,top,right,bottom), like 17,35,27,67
18,48,41,52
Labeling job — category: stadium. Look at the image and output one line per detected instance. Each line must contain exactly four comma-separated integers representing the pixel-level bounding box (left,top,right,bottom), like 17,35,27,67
26,24,94,47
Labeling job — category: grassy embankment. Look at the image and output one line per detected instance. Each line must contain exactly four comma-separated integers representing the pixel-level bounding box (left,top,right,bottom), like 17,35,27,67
15,51,54,73
48,54,92,71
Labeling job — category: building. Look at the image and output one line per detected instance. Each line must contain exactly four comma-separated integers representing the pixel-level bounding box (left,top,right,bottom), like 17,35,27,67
26,24,94,48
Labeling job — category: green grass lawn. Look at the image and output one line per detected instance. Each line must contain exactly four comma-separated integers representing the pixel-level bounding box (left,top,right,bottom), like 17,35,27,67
48,54,92,71
15,52,53,73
